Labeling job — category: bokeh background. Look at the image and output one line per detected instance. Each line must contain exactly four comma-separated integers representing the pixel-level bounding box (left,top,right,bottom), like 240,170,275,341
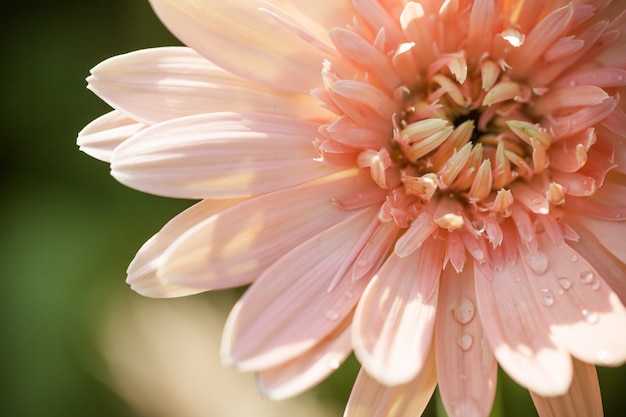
2,1,626,416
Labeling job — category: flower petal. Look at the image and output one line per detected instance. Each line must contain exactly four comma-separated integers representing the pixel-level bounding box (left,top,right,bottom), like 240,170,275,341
474,248,573,396
87,47,330,125
436,265,497,417
256,315,352,400
344,350,437,417
530,359,603,417
221,207,378,371
148,0,326,93
353,237,444,385
127,198,244,297
159,173,375,290
522,233,626,366
111,112,340,199
77,110,145,162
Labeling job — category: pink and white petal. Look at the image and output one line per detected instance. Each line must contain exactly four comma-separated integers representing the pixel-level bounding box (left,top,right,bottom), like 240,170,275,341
256,315,353,400
530,359,603,417
474,254,573,396
126,198,243,297
285,0,355,31
221,207,378,371
87,47,330,125
436,265,497,417
77,110,145,163
565,213,626,305
148,0,326,93
353,237,444,386
111,112,341,199
159,173,376,290
344,349,437,417
521,234,626,366
569,214,626,263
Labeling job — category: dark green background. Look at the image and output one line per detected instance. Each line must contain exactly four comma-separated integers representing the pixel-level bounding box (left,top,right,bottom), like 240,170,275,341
2,1,625,416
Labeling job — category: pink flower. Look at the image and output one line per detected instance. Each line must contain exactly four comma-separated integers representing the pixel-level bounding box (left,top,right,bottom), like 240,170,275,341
78,0,626,416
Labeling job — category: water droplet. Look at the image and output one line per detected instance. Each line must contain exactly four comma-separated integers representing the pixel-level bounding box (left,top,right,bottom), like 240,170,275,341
343,290,354,299
591,280,601,291
617,75,624,81
526,252,549,275
539,287,549,293
580,270,594,284
570,255,578,262
472,249,485,261
582,309,599,324
325,309,339,320
458,373,468,381
457,333,474,351
541,293,555,307
453,297,476,324
556,289,564,295
568,79,576,87
557,277,572,290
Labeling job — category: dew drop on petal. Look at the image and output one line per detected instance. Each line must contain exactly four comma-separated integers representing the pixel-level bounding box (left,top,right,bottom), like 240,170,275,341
570,255,578,262
325,310,339,320
458,373,468,381
453,296,476,324
580,270,594,284
557,277,572,290
541,293,555,307
457,333,474,351
526,251,549,275
343,290,354,299
591,280,601,291
582,309,599,324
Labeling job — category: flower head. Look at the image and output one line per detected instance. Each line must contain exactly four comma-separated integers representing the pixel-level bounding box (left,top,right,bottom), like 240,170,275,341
79,0,626,416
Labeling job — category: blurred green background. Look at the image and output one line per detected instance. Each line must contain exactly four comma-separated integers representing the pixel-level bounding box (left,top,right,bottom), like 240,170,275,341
2,1,626,416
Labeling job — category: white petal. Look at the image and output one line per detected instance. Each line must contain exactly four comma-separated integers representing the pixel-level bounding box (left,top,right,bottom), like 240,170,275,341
77,110,145,162
221,207,378,370
352,237,444,385
111,112,340,199
149,0,327,93
87,47,329,125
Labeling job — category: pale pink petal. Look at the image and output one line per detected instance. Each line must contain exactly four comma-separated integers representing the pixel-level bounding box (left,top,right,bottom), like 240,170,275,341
344,349,437,417
148,0,327,93
256,316,352,400
436,265,497,417
522,233,626,366
110,112,340,199
474,254,573,396
530,359,603,417
77,110,145,162
565,213,626,305
159,174,376,290
569,214,626,263
87,47,330,125
352,237,444,385
126,198,243,297
285,0,356,31
221,207,378,371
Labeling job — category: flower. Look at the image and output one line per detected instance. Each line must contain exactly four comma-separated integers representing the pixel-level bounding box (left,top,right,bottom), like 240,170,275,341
78,0,626,416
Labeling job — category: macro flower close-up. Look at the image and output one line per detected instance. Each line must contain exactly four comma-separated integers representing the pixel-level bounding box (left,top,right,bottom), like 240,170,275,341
78,0,626,416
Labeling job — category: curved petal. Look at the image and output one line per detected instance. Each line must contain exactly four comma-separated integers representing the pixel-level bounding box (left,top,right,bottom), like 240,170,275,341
570,214,626,263
474,250,573,397
126,198,244,297
285,0,356,30
77,110,145,162
148,0,327,93
344,349,437,417
521,233,626,366
87,47,330,125
256,314,353,400
111,112,341,199
436,265,497,417
159,173,376,290
221,207,378,371
530,359,603,417
353,237,444,386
